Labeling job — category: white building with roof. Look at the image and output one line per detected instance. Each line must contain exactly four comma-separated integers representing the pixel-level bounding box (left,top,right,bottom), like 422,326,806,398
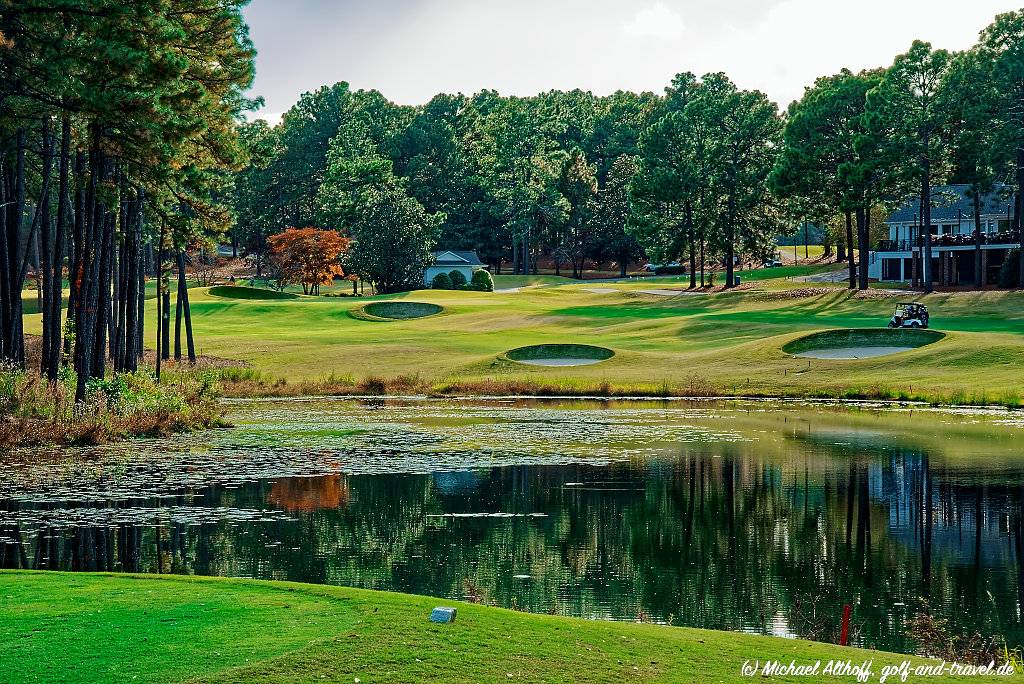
424,250,486,286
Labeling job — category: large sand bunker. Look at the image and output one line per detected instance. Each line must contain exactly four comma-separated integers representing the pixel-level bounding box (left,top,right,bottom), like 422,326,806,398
505,344,615,367
783,329,944,360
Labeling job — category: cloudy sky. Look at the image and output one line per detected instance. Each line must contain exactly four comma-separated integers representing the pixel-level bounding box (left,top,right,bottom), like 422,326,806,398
243,0,1019,124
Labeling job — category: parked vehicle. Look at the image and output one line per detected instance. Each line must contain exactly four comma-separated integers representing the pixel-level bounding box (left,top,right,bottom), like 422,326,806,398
641,261,683,274
888,302,929,329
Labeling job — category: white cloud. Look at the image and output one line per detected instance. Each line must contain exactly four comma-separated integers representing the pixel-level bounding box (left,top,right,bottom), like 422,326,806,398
244,110,284,127
244,0,1019,110
622,2,685,40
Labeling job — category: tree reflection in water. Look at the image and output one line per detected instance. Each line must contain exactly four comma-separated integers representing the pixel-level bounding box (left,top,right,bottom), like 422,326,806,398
2,403,1022,655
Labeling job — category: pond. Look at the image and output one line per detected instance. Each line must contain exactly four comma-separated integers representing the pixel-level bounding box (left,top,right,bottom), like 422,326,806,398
2,397,1023,654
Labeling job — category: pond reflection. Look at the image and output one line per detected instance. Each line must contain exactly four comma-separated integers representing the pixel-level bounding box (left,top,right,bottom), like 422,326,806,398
1,398,1023,654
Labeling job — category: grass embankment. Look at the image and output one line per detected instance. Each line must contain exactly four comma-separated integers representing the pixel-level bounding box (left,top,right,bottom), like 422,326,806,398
0,572,975,684
21,273,1024,406
0,367,223,448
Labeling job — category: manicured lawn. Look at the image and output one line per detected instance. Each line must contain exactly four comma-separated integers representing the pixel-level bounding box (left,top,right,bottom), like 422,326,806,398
208,285,299,300
0,572,969,683
492,274,577,289
21,273,1024,403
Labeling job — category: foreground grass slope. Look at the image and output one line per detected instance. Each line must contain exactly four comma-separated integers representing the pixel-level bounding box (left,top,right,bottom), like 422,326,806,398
22,275,1024,402
0,572,974,683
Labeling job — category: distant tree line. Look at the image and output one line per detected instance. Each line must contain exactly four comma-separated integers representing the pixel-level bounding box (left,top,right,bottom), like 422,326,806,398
0,1,255,395
233,10,1024,293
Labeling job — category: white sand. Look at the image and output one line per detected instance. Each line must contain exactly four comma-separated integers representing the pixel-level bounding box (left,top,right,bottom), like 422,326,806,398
583,288,617,294
795,346,916,360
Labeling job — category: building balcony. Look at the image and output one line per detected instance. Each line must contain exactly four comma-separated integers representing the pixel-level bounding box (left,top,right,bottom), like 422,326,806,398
877,230,1020,253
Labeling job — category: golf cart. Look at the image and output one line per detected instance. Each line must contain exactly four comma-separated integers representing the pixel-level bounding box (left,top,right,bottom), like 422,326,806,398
888,302,929,329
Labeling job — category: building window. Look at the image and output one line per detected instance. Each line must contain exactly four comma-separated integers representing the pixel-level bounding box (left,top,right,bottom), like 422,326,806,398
882,258,902,281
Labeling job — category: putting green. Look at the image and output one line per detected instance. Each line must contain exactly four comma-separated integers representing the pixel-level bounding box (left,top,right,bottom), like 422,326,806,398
505,343,615,367
783,328,945,360
352,301,445,322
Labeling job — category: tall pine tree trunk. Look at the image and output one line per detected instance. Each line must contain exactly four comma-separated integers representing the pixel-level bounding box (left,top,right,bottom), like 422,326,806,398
65,152,85,359
974,192,984,289
1017,146,1024,288
856,207,869,291
46,117,70,380
177,251,196,363
0,155,11,362
161,287,171,362
922,146,933,294
155,220,166,381
93,210,114,378
725,195,736,288
174,260,183,361
686,202,696,290
38,119,55,379
845,209,856,289
75,137,105,402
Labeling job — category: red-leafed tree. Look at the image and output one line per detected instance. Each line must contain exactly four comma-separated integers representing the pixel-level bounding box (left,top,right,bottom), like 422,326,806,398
267,228,350,295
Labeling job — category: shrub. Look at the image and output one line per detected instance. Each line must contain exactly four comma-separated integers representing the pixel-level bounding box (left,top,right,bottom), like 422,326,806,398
0,367,224,448
448,269,468,288
999,250,1020,289
470,269,494,292
431,272,453,290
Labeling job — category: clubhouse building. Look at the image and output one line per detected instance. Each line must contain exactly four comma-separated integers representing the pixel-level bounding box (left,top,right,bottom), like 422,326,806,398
868,184,1020,286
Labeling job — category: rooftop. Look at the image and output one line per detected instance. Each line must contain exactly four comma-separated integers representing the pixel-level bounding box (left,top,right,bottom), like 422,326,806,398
431,250,485,266
887,184,1015,224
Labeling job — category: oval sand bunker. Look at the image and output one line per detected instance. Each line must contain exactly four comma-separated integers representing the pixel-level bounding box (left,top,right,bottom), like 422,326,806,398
795,346,917,360
783,328,944,361
353,302,444,321
505,344,614,367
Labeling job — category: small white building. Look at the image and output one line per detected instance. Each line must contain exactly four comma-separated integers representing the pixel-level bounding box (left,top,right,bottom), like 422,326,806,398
869,184,1019,286
424,250,486,286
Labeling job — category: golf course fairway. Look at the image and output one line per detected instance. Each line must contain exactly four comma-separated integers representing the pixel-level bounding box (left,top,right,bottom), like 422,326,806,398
21,273,1024,404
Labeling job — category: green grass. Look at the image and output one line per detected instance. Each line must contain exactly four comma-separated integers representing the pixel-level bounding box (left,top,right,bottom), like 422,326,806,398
0,571,977,684
492,274,576,289
738,263,838,281
21,279,164,315
20,276,1024,404
782,328,946,355
208,285,299,300
357,301,445,321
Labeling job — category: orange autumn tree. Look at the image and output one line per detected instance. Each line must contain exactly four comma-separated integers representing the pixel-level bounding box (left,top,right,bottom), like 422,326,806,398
267,228,350,295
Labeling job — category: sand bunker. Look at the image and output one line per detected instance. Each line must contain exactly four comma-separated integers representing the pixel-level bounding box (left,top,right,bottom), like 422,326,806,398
352,302,444,321
783,328,944,361
795,346,917,360
505,343,615,367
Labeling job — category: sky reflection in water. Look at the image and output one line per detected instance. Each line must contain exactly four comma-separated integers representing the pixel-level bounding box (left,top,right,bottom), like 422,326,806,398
2,397,1022,654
